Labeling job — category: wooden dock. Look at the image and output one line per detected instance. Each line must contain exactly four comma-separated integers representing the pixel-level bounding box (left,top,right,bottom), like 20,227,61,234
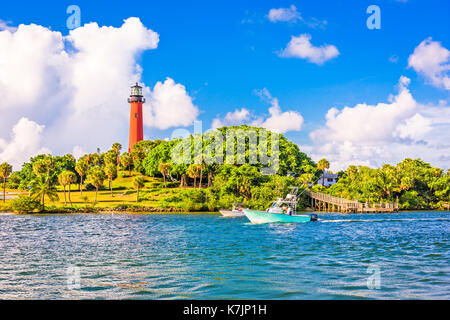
305,191,399,213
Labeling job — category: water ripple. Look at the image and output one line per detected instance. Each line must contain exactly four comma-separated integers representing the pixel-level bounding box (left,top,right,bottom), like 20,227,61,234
0,211,448,299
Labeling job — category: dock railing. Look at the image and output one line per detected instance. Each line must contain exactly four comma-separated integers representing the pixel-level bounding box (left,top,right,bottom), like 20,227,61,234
305,190,399,213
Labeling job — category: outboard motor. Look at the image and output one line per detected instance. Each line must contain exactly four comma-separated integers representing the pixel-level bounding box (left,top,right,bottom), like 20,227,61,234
310,214,318,222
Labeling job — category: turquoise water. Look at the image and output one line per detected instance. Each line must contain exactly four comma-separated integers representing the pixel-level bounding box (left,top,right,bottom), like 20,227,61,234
0,211,448,299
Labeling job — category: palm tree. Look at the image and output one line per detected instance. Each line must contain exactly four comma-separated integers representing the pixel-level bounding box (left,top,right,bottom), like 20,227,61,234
133,176,146,202
120,152,133,176
158,163,171,188
198,162,206,189
206,164,217,187
103,150,117,166
58,170,76,205
86,166,105,202
75,160,87,195
317,158,330,186
67,171,76,204
180,174,187,187
32,159,48,177
298,173,315,187
84,154,92,167
187,164,201,188
30,175,59,211
112,142,122,165
104,163,117,196
0,162,13,203
194,155,206,189
42,155,54,179
32,156,54,180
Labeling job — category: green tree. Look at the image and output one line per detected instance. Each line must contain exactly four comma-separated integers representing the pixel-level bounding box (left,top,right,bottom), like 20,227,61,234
298,172,315,186
104,163,117,196
6,171,21,189
0,162,13,203
111,142,122,165
142,140,175,176
317,158,330,186
215,164,264,200
32,159,48,177
120,152,133,175
131,141,156,174
187,164,201,188
196,158,206,189
58,170,76,205
86,166,105,202
75,160,88,195
53,154,76,175
132,176,146,202
158,162,171,188
30,175,59,211
103,150,117,166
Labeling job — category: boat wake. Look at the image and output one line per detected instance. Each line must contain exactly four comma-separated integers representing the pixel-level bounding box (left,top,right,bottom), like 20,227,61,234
319,217,450,223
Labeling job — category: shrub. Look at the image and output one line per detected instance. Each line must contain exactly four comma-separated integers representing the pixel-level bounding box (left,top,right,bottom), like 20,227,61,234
400,190,422,209
150,181,164,188
163,195,183,203
118,171,129,178
165,181,179,188
10,195,41,213
6,172,21,189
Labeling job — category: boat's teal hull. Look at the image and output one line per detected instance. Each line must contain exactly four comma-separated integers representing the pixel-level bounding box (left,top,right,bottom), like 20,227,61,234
243,209,314,224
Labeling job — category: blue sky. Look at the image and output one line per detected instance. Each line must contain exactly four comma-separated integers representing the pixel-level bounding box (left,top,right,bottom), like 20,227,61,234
0,0,449,170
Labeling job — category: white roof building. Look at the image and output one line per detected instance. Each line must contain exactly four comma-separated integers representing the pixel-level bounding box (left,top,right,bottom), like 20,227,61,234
317,172,339,187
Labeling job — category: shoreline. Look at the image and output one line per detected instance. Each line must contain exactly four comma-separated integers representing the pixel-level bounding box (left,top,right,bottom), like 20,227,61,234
1,209,449,216
0,211,219,216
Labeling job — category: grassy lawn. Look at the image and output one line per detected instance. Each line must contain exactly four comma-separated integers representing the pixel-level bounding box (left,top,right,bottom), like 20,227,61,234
1,175,199,212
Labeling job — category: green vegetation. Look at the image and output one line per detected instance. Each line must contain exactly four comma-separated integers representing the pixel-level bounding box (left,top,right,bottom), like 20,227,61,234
158,163,171,188
132,176,146,202
0,162,13,203
86,166,106,202
325,159,450,210
0,125,448,214
317,158,330,186
30,175,59,211
58,170,76,205
10,195,41,214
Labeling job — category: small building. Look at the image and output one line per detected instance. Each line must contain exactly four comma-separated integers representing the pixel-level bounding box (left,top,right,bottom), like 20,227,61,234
317,172,339,187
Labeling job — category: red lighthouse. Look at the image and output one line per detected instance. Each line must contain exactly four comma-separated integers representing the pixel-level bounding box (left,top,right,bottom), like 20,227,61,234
127,83,145,153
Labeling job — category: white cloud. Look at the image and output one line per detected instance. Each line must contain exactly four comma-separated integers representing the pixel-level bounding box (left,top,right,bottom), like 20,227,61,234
308,77,450,171
0,18,199,169
278,34,339,65
408,38,450,90
393,113,432,140
389,54,399,63
211,89,304,134
211,108,250,129
0,118,51,169
267,6,326,28
143,78,199,130
0,20,16,32
252,89,304,133
310,76,416,144
267,5,301,23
